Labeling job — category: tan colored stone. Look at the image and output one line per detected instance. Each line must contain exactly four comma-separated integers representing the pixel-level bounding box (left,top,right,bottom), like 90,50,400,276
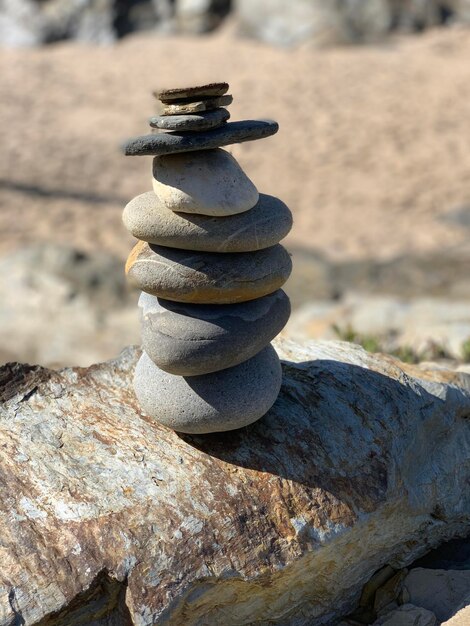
152,148,258,216
125,241,292,304
155,82,229,102
160,94,232,115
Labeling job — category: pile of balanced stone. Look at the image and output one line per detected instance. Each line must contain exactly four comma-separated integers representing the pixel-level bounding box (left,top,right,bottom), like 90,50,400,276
122,82,293,434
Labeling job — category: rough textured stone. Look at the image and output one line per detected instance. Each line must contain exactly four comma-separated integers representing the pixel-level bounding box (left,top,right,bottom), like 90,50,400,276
373,604,437,626
139,289,291,375
152,148,259,216
125,241,292,303
402,569,470,623
0,338,469,624
123,191,292,251
155,82,229,102
149,108,230,131
160,94,232,115
134,345,282,433
123,120,279,156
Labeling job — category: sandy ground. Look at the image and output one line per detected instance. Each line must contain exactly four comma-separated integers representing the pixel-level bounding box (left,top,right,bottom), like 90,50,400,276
1,25,470,263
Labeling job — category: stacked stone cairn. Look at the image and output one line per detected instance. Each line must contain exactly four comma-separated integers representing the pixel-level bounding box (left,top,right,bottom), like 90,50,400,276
122,82,293,434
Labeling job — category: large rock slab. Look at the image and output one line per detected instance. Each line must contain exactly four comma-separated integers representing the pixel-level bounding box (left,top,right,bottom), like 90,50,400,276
123,120,279,156
152,148,259,216
139,289,291,374
0,338,469,624
123,191,292,251
125,241,292,303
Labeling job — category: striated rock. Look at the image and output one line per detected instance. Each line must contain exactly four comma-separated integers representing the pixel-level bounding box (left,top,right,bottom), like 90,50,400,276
0,338,469,624
155,82,229,102
123,191,292,251
139,289,291,375
152,148,259,216
402,569,470,623
125,241,292,303
160,94,233,115
149,108,230,131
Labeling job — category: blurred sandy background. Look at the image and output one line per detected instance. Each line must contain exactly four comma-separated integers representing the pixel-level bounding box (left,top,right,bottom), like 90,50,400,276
1,0,470,367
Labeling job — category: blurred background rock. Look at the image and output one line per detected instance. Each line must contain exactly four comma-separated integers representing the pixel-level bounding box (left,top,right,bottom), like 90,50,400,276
1,0,470,367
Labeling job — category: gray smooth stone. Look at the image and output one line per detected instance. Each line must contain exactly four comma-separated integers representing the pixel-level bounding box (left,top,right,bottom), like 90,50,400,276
149,108,230,131
139,290,291,375
155,82,229,103
123,191,293,252
133,345,282,433
125,241,292,304
123,120,279,156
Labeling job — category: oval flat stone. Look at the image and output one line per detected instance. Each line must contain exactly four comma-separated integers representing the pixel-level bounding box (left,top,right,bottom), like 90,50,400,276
149,108,230,132
125,241,292,304
155,82,229,103
139,290,291,375
161,95,232,116
123,191,292,252
133,345,282,433
152,149,258,216
123,120,279,157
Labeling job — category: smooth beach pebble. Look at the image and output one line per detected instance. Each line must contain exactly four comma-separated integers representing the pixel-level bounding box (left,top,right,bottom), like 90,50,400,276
123,191,292,252
139,290,291,375
125,241,292,304
160,95,233,116
149,108,230,132
133,345,282,433
122,120,279,156
155,82,229,102
152,149,258,216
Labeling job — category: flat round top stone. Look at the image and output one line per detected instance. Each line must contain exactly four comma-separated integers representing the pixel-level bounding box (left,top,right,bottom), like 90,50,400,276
154,82,229,103
149,108,230,132
123,120,279,157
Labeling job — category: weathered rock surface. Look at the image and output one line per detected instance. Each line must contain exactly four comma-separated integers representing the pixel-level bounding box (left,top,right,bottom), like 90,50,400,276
134,344,282,433
152,148,259,216
139,289,291,375
125,241,293,303
0,338,469,624
155,82,229,102
123,120,279,156
123,191,292,251
160,94,233,115
149,108,230,131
